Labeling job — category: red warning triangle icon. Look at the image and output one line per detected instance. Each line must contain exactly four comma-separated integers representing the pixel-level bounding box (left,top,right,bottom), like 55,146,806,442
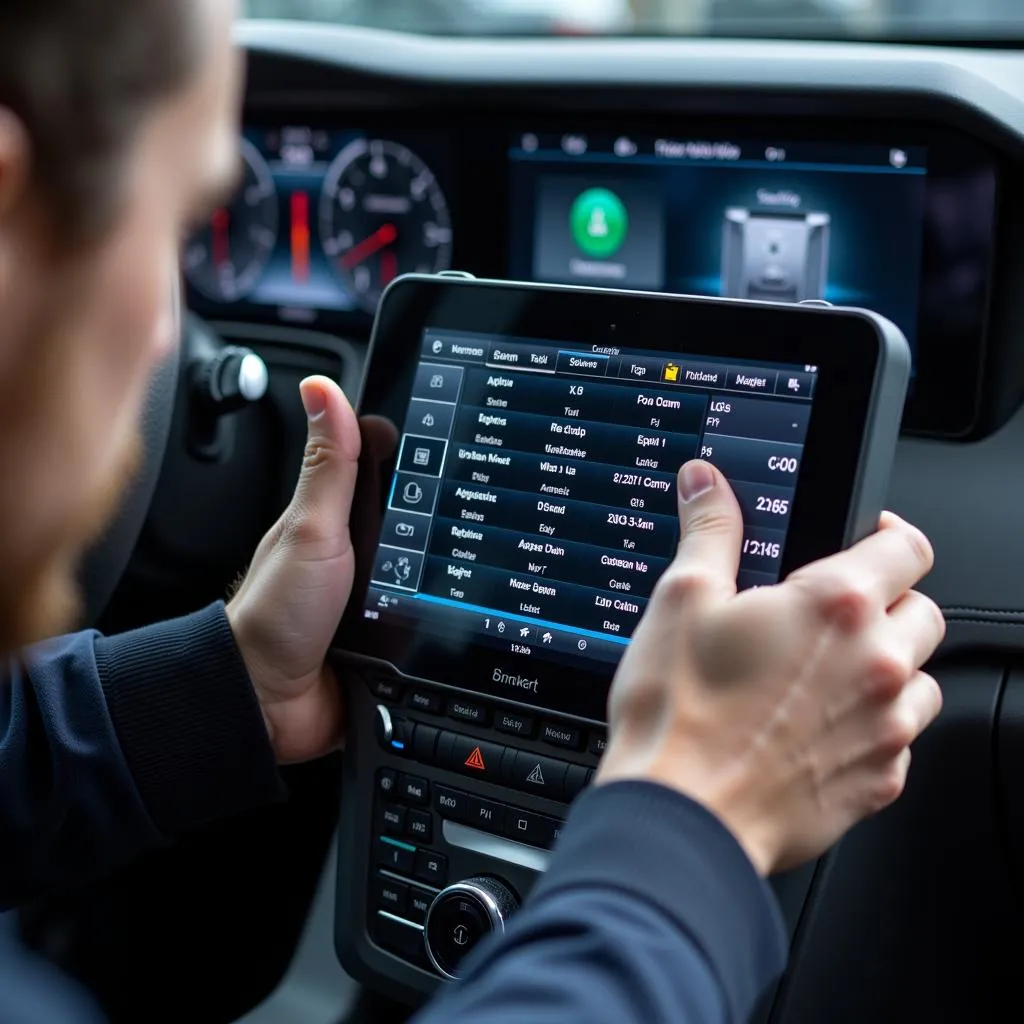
464,746,487,770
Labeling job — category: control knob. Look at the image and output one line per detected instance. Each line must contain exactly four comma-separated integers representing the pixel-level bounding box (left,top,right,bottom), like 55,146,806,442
192,344,269,415
424,876,519,979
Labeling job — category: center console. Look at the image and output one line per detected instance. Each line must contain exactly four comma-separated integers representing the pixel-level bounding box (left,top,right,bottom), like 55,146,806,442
332,276,908,1001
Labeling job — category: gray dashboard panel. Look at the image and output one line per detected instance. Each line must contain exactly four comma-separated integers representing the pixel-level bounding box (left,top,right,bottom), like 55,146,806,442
237,22,1024,142
890,403,1024,652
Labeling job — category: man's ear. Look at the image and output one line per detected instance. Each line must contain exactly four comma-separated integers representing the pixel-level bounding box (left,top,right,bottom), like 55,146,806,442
0,107,31,304
0,108,30,224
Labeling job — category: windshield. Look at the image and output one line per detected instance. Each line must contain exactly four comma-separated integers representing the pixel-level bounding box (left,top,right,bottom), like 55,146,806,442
244,0,1024,42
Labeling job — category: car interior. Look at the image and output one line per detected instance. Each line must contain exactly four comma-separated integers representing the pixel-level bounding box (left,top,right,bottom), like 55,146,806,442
20,6,1024,1023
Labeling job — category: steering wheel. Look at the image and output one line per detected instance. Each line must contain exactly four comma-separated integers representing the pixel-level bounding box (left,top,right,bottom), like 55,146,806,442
76,278,182,627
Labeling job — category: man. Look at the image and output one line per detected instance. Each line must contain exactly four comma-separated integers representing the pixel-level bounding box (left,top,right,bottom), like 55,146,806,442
0,1,944,1021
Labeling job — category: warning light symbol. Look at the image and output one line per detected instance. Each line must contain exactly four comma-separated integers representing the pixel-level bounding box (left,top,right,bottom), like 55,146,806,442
464,746,487,771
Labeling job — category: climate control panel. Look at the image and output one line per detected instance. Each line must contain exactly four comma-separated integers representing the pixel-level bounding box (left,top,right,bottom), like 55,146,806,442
335,664,605,998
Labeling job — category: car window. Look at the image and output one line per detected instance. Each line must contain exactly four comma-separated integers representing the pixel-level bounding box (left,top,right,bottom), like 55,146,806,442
243,0,1024,42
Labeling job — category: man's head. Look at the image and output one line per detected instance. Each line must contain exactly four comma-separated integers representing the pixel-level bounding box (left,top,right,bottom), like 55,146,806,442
0,0,243,651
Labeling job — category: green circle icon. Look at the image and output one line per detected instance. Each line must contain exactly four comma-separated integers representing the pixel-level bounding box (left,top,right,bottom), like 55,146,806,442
569,187,628,259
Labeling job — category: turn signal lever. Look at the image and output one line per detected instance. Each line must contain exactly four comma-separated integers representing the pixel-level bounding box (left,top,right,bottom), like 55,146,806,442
184,314,269,460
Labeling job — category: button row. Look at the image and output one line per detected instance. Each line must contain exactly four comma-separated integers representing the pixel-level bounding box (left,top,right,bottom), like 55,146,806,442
369,678,607,756
375,836,448,887
378,725,593,804
434,784,565,849
439,732,592,802
371,911,428,968
373,873,436,926
376,769,432,807
378,802,433,843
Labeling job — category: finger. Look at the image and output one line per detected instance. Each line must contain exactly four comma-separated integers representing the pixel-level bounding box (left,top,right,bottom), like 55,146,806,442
795,513,934,612
292,376,361,531
887,590,946,670
659,461,744,605
350,415,401,584
841,670,942,770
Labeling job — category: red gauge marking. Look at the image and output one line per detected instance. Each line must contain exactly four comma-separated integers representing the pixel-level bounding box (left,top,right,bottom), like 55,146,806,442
290,191,310,283
340,222,397,269
211,208,230,268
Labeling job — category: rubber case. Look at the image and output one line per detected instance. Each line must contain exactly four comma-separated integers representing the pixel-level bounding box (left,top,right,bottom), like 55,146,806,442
836,308,912,546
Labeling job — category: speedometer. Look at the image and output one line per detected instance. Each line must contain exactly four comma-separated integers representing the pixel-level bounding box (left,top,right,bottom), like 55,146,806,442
319,139,453,312
182,137,278,303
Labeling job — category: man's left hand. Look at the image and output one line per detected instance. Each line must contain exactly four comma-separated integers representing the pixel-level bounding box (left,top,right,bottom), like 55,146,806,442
226,375,359,764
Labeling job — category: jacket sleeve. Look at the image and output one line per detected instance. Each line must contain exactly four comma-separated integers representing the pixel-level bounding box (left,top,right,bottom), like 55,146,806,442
0,602,285,909
413,782,788,1024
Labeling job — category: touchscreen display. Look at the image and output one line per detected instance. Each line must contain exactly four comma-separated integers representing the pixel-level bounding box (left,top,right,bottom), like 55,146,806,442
509,133,927,366
362,328,817,668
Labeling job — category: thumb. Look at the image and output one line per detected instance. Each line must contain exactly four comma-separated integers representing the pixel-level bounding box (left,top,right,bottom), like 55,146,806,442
671,460,744,602
291,376,361,533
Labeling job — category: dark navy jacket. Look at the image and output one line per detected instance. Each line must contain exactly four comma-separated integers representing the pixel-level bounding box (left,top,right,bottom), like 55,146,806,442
0,602,787,1023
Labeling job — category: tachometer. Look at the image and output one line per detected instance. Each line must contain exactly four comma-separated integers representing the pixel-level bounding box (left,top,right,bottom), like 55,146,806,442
183,137,278,303
320,139,453,312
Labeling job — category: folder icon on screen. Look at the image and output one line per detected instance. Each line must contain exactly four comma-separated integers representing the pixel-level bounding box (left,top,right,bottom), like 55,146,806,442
663,362,681,383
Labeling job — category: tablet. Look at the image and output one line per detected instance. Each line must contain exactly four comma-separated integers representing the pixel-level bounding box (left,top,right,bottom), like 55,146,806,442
334,274,909,722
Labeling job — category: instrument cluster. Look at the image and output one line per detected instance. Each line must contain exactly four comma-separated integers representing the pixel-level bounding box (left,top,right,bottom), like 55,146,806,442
183,126,453,322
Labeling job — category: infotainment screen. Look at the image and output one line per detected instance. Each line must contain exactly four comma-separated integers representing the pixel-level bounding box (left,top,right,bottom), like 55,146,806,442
509,132,928,364
362,329,815,669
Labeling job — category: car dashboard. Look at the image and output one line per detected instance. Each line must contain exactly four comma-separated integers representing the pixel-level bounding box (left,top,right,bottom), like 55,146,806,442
175,22,1024,1024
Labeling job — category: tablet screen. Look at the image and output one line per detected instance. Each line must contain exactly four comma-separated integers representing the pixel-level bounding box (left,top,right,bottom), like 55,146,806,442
362,327,816,668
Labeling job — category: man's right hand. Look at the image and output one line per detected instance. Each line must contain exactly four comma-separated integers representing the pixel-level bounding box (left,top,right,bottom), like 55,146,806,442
597,459,945,877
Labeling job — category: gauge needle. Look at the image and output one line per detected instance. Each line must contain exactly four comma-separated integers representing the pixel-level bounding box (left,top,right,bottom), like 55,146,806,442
380,249,398,287
211,208,230,268
341,222,398,269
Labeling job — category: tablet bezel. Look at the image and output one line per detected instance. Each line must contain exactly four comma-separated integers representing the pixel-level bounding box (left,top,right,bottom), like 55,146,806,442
335,276,883,722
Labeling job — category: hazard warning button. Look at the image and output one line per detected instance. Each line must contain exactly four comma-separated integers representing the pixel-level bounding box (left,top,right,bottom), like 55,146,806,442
510,751,568,800
446,734,506,784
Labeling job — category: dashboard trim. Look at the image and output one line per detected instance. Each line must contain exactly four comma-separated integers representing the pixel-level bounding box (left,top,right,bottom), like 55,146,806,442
237,22,1024,148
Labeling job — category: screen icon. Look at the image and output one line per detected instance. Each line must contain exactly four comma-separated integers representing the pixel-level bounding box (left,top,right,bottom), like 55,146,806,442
395,523,415,539
380,555,413,586
413,447,431,467
569,187,628,259
421,412,435,428
613,136,637,158
430,373,445,389
663,362,681,383
403,482,424,505
432,339,443,354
